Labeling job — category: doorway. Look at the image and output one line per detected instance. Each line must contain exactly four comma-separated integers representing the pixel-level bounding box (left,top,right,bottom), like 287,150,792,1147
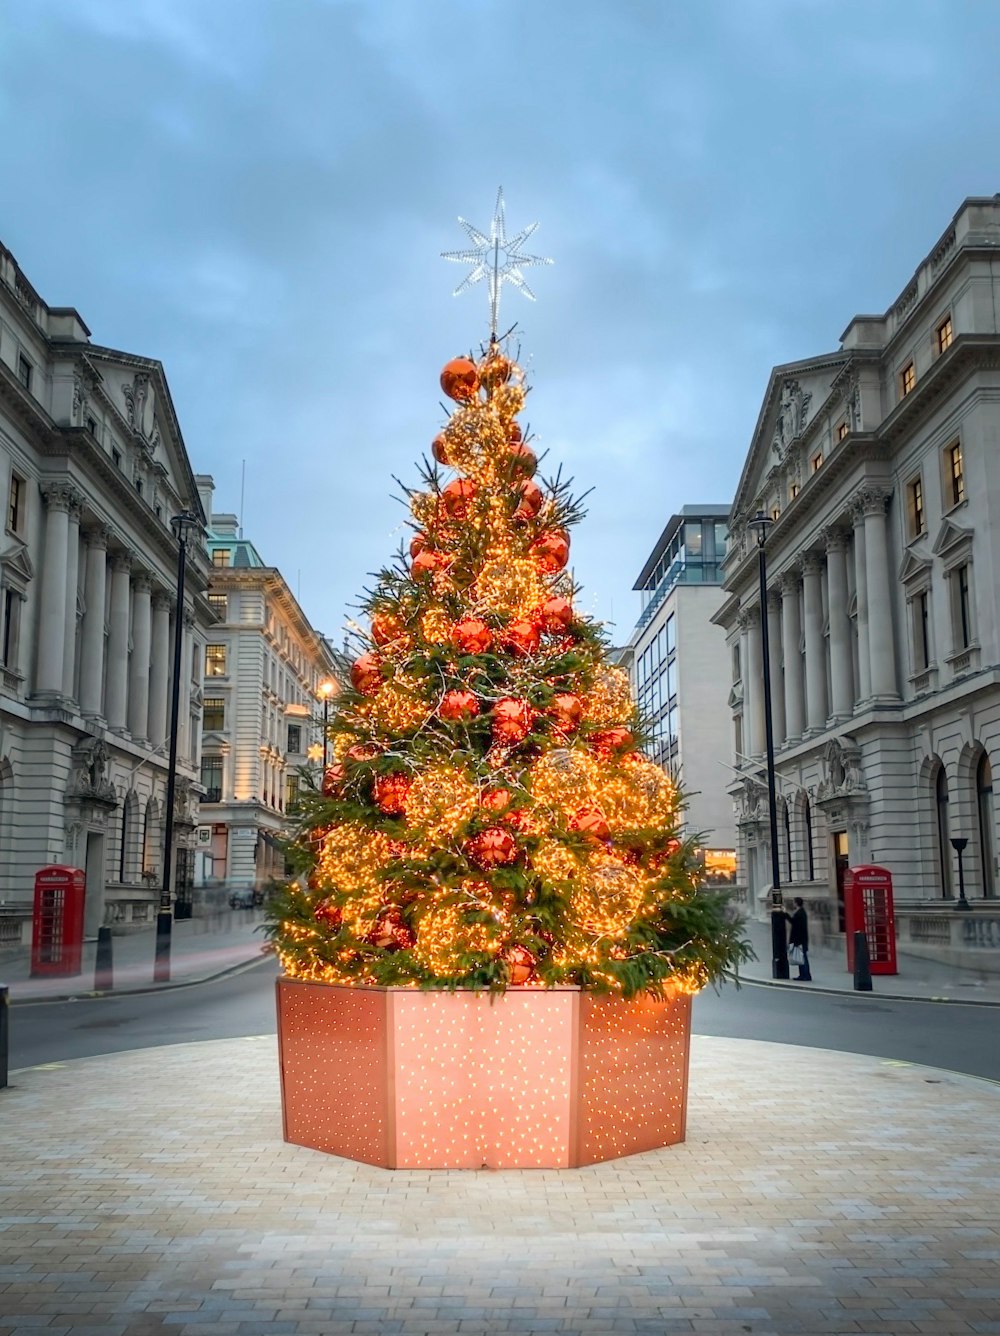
833,830,849,931
83,831,105,938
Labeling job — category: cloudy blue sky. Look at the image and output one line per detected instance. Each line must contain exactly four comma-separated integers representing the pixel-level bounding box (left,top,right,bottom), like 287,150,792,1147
2,0,998,644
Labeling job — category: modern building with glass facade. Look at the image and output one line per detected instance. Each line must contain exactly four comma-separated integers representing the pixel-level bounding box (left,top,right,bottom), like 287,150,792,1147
623,505,736,884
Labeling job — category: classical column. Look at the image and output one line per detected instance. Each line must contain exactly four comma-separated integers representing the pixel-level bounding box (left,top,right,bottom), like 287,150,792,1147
79,525,110,717
178,612,195,762
823,526,853,721
800,552,828,733
738,612,752,763
35,484,73,695
128,570,153,742
860,485,899,701
106,552,132,732
765,588,786,746
778,570,804,742
61,496,83,700
849,499,871,703
747,606,765,757
148,591,171,749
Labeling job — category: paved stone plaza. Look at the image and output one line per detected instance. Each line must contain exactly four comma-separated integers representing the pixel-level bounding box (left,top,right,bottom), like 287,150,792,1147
2,1034,999,1336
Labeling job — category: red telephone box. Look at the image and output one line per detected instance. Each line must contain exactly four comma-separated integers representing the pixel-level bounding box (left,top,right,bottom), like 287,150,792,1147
30,865,86,977
843,865,897,975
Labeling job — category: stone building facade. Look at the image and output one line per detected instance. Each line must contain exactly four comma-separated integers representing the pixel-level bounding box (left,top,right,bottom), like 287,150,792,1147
0,242,213,946
714,197,1000,969
623,505,736,882
194,476,339,892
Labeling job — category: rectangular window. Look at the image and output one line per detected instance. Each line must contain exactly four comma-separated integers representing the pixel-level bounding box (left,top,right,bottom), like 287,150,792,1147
811,453,823,473
286,774,300,809
955,564,972,650
208,592,227,618
86,416,97,436
907,477,925,538
212,549,231,568
287,723,302,753
200,756,223,803
205,644,227,677
7,473,24,534
17,354,32,390
790,481,800,499
836,420,849,441
900,361,916,397
112,448,122,468
770,506,780,521
936,315,953,355
665,613,676,657
946,441,965,507
203,697,225,731
2,588,20,669
914,591,931,670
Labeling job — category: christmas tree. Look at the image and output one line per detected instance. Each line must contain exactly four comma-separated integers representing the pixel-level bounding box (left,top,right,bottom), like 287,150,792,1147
268,341,749,997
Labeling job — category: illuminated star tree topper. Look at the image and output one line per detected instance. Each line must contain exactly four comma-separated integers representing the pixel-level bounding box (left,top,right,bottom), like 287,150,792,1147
441,187,554,340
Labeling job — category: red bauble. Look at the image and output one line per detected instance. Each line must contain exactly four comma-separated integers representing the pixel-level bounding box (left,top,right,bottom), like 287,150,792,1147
440,357,480,402
491,697,535,744
369,906,415,951
539,595,573,633
411,548,445,580
514,478,543,521
410,531,429,559
431,433,450,466
549,692,583,733
321,763,346,796
313,898,342,931
481,787,513,816
441,477,477,519
504,618,541,656
531,529,570,574
591,727,635,760
373,772,412,815
508,441,537,477
371,609,404,647
439,689,479,721
571,806,611,843
346,742,380,763
502,943,537,986
467,826,519,868
351,652,383,696
451,617,492,656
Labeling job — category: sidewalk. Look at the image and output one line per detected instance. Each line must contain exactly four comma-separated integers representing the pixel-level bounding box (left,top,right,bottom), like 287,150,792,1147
738,913,1000,1004
3,1032,999,1335
0,909,270,1003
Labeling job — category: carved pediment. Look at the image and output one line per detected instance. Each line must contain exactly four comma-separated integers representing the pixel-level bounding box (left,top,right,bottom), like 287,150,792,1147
898,550,932,585
931,518,973,559
0,541,35,587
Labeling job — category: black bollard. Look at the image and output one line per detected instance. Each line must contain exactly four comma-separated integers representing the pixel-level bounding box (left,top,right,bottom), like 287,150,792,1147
0,985,8,1089
94,926,114,992
853,930,873,992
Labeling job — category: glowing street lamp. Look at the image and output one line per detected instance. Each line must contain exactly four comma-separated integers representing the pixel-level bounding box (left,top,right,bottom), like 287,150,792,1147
318,680,336,770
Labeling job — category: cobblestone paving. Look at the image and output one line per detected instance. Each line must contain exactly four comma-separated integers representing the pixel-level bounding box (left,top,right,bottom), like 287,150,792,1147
2,1035,999,1336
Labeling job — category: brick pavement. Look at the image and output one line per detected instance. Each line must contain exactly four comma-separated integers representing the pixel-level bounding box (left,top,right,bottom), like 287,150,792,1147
2,1034,999,1336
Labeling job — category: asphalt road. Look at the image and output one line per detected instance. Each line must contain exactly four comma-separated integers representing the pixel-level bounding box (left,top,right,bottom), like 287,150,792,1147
7,959,999,1084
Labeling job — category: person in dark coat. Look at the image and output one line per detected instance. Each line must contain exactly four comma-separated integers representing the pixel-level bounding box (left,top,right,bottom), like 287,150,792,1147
785,896,812,981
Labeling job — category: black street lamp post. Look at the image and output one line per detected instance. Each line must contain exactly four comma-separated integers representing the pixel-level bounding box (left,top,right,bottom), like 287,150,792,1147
748,510,790,980
951,837,972,912
318,680,335,770
154,512,201,985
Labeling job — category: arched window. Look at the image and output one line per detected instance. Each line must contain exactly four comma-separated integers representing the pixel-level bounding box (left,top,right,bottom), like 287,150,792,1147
936,765,952,898
119,797,131,883
804,798,815,881
783,801,793,881
142,798,158,879
978,754,995,900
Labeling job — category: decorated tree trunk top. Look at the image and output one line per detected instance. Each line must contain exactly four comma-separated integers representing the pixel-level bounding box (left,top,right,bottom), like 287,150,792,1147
268,343,749,996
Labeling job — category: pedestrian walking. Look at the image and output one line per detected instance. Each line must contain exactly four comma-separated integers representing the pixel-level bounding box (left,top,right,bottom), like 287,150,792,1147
785,896,812,981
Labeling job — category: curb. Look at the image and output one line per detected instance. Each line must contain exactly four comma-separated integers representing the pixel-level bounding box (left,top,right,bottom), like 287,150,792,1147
6,950,274,1008
730,969,1000,1008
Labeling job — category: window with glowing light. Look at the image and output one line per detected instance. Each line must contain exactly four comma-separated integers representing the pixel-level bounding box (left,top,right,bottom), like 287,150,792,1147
205,643,227,677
